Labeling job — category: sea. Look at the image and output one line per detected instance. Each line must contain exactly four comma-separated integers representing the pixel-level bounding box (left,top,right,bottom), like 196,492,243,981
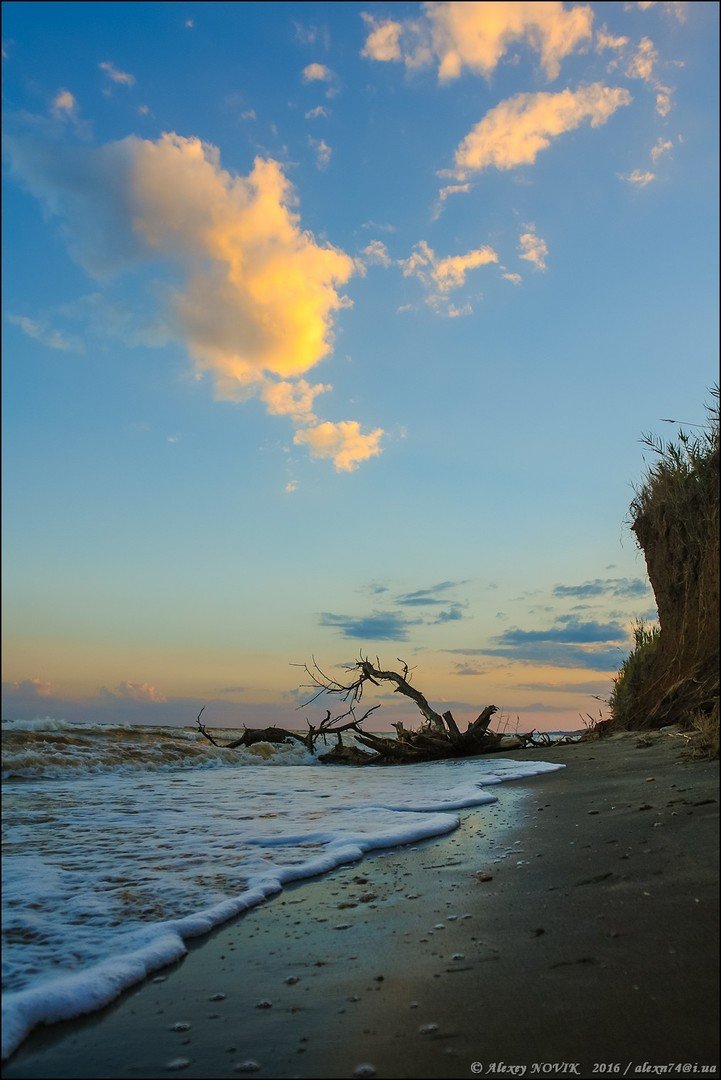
1,717,564,1059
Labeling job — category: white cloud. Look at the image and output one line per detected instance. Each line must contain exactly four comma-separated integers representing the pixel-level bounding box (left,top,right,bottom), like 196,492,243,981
361,2,594,81
99,60,135,86
453,83,632,177
501,271,523,285
305,105,329,120
518,226,548,271
309,137,332,169
285,480,299,494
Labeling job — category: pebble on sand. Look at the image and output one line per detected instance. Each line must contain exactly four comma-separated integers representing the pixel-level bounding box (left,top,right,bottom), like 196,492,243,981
234,1062,261,1074
169,1022,191,1032
354,1065,377,1078
165,1059,191,1071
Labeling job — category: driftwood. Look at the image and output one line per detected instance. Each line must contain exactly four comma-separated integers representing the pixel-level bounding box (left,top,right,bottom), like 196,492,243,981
193,656,550,765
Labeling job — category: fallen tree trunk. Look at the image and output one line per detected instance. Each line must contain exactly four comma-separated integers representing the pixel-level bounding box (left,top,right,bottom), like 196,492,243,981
193,656,542,764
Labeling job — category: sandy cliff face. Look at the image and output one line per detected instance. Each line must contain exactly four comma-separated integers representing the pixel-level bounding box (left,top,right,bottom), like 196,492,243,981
613,433,719,731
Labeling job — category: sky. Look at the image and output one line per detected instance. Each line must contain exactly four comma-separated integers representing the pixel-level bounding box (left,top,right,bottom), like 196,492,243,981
2,1,718,732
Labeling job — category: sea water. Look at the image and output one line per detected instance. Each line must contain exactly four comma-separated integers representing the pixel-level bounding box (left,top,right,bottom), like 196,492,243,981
1,718,563,1058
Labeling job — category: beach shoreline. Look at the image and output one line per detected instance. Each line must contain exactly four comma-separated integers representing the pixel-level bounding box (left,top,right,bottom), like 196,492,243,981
3,733,718,1079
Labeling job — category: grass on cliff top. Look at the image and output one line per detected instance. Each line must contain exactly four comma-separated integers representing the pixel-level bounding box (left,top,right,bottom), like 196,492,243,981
630,385,719,529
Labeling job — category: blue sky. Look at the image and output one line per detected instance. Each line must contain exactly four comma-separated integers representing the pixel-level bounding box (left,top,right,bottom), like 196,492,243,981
2,1,718,730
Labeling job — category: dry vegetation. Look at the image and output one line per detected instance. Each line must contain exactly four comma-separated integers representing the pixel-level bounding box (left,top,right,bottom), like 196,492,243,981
610,388,719,755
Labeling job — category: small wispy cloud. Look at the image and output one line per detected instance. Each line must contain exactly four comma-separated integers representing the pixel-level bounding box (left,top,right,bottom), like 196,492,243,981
301,62,338,97
650,137,673,161
620,168,655,187
305,105,329,120
99,60,135,86
518,226,548,271
51,89,78,119
400,239,498,315
553,577,650,599
7,314,83,352
309,137,332,170
361,239,392,267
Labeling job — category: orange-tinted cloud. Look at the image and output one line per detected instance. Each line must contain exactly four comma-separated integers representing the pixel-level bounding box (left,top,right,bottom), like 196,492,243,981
518,225,549,270
8,131,383,470
294,420,384,472
361,2,594,81
453,83,632,176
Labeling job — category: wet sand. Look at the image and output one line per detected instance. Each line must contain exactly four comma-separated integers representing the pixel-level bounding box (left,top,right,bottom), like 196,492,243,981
4,732,719,1079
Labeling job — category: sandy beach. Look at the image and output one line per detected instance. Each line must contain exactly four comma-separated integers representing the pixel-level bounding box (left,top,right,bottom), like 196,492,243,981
4,732,718,1080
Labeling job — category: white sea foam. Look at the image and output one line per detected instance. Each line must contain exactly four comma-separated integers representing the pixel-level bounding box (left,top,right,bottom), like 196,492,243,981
2,745,563,1059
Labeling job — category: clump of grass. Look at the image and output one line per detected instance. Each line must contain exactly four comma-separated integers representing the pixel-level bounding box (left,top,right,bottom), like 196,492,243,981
687,701,720,760
610,620,661,729
610,387,719,731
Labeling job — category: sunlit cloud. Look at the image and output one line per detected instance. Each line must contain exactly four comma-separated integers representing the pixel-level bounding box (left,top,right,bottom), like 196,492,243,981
453,84,632,178
262,378,330,423
432,181,472,218
620,168,655,186
302,62,333,83
285,480,298,494
7,130,383,470
360,12,403,62
294,419,384,472
400,239,498,313
361,2,594,81
51,89,78,119
595,27,629,52
626,36,658,82
99,681,167,702
623,35,675,116
7,313,83,352
5,676,54,698
650,137,673,161
655,86,673,116
632,1,687,20
99,60,135,86
501,271,522,285
361,239,392,267
518,225,548,271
